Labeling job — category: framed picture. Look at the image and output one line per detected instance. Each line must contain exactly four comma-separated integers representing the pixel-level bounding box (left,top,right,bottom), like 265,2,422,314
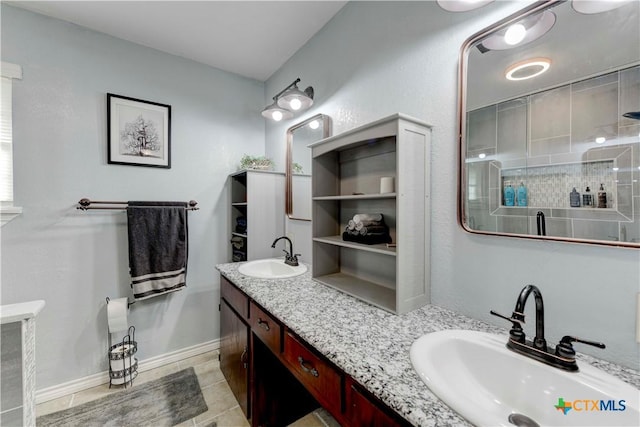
107,93,171,168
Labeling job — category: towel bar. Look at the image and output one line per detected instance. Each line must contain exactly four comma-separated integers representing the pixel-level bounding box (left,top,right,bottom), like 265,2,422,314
77,198,198,211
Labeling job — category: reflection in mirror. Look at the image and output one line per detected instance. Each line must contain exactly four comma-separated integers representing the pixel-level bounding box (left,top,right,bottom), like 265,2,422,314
286,114,331,220
460,0,640,247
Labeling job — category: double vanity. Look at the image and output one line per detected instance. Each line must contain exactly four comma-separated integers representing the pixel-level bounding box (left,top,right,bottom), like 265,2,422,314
217,260,639,427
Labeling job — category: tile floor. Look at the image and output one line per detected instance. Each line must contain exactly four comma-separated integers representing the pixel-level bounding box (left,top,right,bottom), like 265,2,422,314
35,350,329,427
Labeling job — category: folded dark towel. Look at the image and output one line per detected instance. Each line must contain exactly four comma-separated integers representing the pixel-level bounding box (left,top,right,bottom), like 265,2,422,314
127,201,188,300
342,231,392,245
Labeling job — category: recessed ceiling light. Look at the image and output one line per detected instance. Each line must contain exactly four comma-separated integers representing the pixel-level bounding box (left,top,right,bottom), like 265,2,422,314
572,0,633,14
478,153,486,159
595,137,606,144
436,0,495,12
505,58,551,81
482,10,556,50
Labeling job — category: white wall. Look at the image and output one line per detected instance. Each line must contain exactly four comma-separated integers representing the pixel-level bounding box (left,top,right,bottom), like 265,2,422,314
265,1,640,368
0,5,265,389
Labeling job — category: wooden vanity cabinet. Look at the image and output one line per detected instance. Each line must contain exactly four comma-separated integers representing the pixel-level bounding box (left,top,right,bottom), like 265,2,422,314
219,274,408,427
219,277,250,417
346,378,412,427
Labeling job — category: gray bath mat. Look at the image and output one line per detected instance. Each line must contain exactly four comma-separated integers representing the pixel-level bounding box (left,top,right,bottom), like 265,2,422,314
37,367,208,427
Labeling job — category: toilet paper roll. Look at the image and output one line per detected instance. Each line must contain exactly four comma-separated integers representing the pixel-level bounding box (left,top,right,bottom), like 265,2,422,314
107,298,129,334
110,353,137,371
380,176,395,194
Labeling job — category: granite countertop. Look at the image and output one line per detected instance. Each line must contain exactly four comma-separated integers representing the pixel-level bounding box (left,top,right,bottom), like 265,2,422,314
216,262,640,427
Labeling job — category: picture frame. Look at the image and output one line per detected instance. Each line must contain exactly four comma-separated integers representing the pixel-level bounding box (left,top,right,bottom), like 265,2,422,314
107,93,171,168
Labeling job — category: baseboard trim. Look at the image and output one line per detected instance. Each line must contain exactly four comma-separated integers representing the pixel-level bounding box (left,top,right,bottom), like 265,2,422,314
35,339,220,404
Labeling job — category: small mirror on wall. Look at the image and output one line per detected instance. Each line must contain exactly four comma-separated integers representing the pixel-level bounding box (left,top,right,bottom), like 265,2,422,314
459,0,640,248
286,114,332,220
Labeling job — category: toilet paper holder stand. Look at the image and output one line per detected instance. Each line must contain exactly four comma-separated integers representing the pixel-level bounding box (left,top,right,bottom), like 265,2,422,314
106,297,138,388
106,296,135,308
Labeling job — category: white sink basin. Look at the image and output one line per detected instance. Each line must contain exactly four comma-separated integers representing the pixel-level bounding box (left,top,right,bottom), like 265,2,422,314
410,330,639,427
237,258,307,279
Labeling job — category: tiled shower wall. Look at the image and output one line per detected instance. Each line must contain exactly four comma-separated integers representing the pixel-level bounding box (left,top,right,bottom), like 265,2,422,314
466,65,640,243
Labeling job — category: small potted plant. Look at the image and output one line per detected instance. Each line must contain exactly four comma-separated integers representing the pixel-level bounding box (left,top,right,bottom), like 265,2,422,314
239,154,274,171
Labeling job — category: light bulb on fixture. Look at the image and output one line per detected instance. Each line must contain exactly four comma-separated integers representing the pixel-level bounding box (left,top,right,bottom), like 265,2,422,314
261,99,293,122
436,0,495,12
289,99,302,111
480,10,556,51
504,24,526,45
277,84,314,112
572,0,634,14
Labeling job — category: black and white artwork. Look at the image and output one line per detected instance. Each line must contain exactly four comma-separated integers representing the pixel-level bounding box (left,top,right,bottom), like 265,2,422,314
107,93,171,168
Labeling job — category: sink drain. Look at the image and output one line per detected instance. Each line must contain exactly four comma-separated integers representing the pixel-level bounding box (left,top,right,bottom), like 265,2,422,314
508,413,540,427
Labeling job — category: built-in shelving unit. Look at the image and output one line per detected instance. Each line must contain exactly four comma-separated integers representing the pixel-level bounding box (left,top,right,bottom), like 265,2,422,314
310,114,432,314
229,170,285,262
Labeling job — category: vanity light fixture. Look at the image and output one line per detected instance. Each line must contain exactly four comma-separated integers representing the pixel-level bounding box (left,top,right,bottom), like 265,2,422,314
262,77,314,121
572,0,634,14
505,58,551,81
481,10,556,51
436,0,494,12
261,100,294,122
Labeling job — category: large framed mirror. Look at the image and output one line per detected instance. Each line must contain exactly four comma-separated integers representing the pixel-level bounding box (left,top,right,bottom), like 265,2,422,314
286,114,332,220
459,0,640,248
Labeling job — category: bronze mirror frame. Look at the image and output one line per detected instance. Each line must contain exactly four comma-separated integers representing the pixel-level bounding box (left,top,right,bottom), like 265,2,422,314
286,114,332,220
458,0,640,248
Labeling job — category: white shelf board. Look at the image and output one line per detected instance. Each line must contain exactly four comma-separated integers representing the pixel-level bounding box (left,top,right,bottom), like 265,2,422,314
232,202,248,206
314,272,396,313
313,235,397,256
313,193,396,201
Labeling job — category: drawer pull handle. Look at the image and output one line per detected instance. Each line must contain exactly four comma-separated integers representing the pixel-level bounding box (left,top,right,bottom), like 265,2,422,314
257,318,270,331
297,356,319,377
240,346,248,369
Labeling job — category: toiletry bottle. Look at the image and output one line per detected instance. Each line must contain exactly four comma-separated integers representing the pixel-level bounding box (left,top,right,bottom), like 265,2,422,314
597,183,607,208
570,187,581,207
516,182,527,207
582,186,593,207
504,181,515,206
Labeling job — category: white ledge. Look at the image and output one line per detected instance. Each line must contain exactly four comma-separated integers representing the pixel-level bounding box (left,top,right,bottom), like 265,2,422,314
1,206,23,226
1,300,46,324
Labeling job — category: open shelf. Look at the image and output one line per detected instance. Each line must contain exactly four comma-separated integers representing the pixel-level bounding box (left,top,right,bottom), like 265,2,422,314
311,114,432,314
313,235,396,256
313,272,396,313
313,193,396,201
229,170,284,261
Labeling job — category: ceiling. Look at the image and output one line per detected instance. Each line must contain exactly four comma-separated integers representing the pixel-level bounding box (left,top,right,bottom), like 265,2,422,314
6,1,348,82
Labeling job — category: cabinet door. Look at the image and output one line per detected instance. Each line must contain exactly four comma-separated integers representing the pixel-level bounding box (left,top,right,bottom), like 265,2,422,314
347,381,408,427
220,299,250,417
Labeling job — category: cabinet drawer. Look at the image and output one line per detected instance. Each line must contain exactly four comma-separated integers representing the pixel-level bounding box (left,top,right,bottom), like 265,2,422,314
283,332,342,413
221,275,248,319
249,301,282,354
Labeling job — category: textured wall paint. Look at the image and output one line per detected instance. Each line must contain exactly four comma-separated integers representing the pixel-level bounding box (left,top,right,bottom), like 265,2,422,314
1,5,265,388
266,1,640,368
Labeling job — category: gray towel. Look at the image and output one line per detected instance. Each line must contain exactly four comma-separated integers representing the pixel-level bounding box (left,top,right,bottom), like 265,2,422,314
127,201,188,300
